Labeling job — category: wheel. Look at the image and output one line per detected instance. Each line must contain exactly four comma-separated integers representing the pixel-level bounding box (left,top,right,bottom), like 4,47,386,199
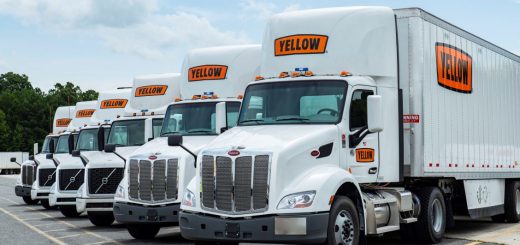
504,181,520,223
327,196,360,245
409,186,446,244
491,214,505,223
22,196,39,205
127,224,160,239
59,205,81,217
41,199,53,209
87,212,115,226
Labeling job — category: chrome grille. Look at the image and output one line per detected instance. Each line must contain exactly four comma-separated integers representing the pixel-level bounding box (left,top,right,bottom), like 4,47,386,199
59,169,84,191
201,154,270,214
128,158,179,203
22,165,36,186
38,168,56,187
88,168,124,194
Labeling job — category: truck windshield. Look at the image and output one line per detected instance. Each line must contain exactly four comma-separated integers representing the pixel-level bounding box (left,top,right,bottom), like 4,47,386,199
41,136,58,153
55,135,70,153
107,120,146,147
76,128,99,151
238,80,347,125
161,102,241,136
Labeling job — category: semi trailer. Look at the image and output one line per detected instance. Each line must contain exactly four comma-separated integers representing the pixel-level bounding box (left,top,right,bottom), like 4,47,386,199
50,90,131,218
1,152,28,174
76,73,180,226
180,6,520,245
113,45,261,239
16,106,74,205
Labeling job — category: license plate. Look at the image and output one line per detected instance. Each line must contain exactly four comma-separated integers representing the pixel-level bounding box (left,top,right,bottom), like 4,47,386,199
146,209,158,221
225,223,240,238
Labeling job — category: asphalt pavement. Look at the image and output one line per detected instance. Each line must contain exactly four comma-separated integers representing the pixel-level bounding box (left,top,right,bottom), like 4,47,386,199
0,175,505,245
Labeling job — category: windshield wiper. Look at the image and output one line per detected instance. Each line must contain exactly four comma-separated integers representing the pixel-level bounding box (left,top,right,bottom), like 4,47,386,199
239,119,264,125
161,131,181,136
186,129,213,134
275,116,310,122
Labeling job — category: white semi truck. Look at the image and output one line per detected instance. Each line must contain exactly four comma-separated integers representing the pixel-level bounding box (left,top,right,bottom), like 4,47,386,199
76,73,180,226
113,45,261,239
20,106,74,206
50,90,131,218
180,7,520,244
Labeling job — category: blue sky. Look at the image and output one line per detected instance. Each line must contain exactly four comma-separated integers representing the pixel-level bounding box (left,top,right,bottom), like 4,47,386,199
0,0,518,92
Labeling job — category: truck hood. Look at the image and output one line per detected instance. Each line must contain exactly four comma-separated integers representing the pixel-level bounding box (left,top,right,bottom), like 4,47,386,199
54,153,83,169
83,146,139,169
131,136,216,157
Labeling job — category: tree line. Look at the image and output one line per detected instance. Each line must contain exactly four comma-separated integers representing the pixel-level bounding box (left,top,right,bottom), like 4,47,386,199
0,72,98,154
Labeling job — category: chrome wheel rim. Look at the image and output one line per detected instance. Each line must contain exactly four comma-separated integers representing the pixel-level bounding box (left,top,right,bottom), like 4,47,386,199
334,210,355,245
515,189,520,215
432,199,443,233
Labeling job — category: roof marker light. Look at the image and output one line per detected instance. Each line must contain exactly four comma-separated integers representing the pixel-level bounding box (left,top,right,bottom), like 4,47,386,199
237,94,244,99
211,94,218,99
151,112,155,116
255,75,264,81
304,71,314,77
192,95,201,100
175,98,182,102
279,72,289,78
340,71,352,77
291,71,301,77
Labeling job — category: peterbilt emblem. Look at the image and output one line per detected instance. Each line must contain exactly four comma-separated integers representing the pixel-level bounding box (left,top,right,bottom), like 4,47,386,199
101,177,108,185
228,150,240,156
149,155,157,160
69,177,76,183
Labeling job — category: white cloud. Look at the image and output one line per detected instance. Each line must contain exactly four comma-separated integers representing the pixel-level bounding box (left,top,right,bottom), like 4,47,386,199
239,0,300,20
0,0,251,59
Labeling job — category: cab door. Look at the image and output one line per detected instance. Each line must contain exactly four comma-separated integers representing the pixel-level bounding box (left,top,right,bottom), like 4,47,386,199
346,86,379,183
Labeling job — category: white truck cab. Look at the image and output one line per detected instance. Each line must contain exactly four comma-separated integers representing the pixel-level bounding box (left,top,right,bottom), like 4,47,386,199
76,73,180,226
113,45,261,239
180,7,520,245
48,101,98,216
15,106,73,204
30,106,75,209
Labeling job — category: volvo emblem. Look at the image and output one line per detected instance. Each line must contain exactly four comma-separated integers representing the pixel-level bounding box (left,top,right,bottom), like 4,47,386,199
101,177,108,185
69,177,75,183
228,150,240,156
47,175,53,180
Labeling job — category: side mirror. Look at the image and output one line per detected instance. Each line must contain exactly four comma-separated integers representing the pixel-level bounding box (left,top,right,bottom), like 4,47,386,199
49,141,55,153
168,135,183,147
144,118,153,142
68,134,75,154
104,144,116,153
46,153,53,159
29,155,34,161
34,143,39,155
367,95,384,133
10,157,16,162
215,102,227,134
97,127,105,151
71,150,81,157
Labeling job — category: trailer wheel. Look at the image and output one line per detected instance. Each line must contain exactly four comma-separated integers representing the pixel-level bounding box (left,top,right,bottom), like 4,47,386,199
410,186,446,244
127,224,160,239
504,181,520,223
327,196,359,245
59,205,81,217
22,196,39,205
87,212,115,226
41,199,53,209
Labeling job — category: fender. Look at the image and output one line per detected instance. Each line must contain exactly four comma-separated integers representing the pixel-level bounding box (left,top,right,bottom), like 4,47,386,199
181,176,198,212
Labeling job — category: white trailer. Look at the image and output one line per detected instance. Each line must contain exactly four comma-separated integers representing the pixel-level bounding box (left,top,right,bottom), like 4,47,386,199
0,152,28,174
76,73,181,225
113,45,261,239
179,7,520,244
15,106,73,205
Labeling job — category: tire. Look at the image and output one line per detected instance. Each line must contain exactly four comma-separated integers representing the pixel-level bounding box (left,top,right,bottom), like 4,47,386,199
41,199,53,209
491,214,505,223
59,205,81,217
504,181,520,223
22,196,39,205
409,186,446,244
326,196,360,245
87,212,115,226
127,224,160,239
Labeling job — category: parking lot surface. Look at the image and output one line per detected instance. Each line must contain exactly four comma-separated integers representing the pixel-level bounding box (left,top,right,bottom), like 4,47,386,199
0,175,510,245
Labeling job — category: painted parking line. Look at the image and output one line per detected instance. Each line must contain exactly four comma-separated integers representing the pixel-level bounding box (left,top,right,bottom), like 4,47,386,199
0,207,66,245
464,242,482,245
56,233,84,239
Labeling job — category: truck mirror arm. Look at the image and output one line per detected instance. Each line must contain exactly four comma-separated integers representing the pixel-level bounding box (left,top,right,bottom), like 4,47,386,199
348,126,370,148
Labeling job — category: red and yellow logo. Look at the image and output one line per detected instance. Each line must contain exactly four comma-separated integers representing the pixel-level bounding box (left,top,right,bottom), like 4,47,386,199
100,99,128,109
356,148,375,163
436,43,472,93
135,85,168,97
56,118,72,127
76,109,95,118
188,65,228,82
274,34,328,56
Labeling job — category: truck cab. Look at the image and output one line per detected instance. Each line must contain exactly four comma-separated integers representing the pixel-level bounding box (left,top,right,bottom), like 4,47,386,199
113,45,261,239
76,73,180,226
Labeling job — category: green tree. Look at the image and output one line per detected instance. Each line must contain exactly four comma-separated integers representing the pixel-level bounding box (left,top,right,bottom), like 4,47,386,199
0,72,32,92
0,110,9,151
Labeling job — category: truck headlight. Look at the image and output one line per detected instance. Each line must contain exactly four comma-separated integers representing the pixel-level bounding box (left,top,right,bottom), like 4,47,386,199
115,185,126,199
15,175,21,186
277,191,316,209
182,189,196,207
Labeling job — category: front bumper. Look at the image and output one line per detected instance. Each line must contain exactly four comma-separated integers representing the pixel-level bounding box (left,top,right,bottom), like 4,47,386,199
179,211,329,244
31,187,51,200
50,191,77,206
77,197,114,213
15,185,31,197
113,202,180,226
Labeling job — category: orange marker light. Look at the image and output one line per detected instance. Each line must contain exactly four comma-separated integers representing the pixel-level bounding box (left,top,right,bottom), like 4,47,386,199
141,112,145,116
291,71,300,77
255,75,264,81
175,98,182,102
211,94,218,99
237,94,244,99
279,72,289,78
329,195,335,205
304,71,314,77
132,113,137,116
340,71,351,77
192,95,201,100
